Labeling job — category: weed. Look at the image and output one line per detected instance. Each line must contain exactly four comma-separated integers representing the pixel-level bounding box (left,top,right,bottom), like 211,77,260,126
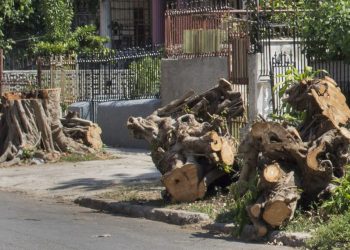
321,168,350,215
307,210,350,250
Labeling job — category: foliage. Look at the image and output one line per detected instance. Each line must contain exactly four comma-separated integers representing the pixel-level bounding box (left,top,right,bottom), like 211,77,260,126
129,56,161,98
227,178,258,236
33,25,109,56
0,0,32,49
321,166,350,215
21,148,35,160
297,0,350,61
40,0,73,42
270,66,327,126
307,210,350,250
2,0,108,56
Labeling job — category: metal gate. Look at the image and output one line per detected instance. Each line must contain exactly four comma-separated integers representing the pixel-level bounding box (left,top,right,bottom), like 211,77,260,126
228,20,250,140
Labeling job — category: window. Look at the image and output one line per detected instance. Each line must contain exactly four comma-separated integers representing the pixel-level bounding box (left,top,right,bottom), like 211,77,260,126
111,0,152,48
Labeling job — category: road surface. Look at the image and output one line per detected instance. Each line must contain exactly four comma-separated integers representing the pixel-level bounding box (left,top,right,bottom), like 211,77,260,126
0,192,292,250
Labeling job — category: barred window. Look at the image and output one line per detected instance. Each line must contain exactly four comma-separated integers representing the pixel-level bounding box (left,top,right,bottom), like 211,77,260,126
111,0,152,49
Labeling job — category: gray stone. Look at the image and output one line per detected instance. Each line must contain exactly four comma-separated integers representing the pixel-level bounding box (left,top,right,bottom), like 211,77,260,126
269,231,311,247
203,223,236,234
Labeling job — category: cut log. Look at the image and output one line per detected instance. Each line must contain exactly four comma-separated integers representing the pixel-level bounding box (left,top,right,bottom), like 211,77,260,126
261,163,283,187
61,112,103,150
128,78,244,202
162,158,206,202
239,76,350,238
220,137,235,166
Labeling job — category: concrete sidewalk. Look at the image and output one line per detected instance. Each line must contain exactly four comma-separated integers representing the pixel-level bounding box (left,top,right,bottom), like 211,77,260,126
0,148,160,201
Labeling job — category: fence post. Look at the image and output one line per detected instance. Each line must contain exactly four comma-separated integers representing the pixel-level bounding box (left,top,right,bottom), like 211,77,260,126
37,57,42,89
0,49,3,97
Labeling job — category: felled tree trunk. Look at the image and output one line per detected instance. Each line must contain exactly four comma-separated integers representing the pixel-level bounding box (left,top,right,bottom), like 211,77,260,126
0,89,101,165
61,111,103,150
128,79,244,202
239,76,350,237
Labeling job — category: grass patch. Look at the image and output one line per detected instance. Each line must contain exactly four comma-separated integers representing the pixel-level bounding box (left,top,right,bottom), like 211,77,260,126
98,183,237,222
306,211,350,250
60,151,119,162
281,208,323,233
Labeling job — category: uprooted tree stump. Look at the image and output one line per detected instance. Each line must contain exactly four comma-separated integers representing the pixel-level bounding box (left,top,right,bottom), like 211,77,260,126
239,76,350,238
0,89,102,166
127,78,244,202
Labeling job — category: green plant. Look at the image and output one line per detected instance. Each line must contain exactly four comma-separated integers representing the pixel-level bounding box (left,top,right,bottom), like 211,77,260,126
270,66,327,126
307,210,350,250
298,0,350,61
0,0,32,49
321,166,350,215
227,178,258,236
129,56,161,98
33,25,109,56
21,148,34,160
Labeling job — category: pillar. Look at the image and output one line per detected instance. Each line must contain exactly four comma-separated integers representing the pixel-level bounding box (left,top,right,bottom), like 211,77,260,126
100,0,112,48
152,0,166,45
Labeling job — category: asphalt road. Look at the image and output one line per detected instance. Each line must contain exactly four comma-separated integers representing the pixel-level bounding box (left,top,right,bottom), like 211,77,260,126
0,192,292,250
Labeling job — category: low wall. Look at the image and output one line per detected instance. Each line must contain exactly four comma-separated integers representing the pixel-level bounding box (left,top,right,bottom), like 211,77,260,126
160,57,228,106
97,99,161,149
68,102,91,120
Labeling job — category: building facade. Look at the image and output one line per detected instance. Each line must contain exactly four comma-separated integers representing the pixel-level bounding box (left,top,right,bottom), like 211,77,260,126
98,0,243,49
99,0,165,49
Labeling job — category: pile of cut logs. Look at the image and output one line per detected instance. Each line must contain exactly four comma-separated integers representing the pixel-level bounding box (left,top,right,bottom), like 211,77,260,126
239,76,350,237
0,88,102,166
128,75,350,237
128,79,244,202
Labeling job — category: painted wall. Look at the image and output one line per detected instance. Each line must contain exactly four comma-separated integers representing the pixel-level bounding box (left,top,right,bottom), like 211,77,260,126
160,57,228,106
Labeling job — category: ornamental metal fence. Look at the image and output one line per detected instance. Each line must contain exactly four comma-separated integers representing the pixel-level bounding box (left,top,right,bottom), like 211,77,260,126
77,47,161,102
165,4,247,58
0,46,162,110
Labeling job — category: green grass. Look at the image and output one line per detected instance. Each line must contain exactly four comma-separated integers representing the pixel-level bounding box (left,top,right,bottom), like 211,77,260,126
59,151,118,162
306,210,350,250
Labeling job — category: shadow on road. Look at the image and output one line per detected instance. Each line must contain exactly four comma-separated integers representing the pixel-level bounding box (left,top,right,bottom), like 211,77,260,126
49,173,160,191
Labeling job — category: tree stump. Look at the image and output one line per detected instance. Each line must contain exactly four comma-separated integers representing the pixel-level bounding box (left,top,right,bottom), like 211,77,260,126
0,89,102,165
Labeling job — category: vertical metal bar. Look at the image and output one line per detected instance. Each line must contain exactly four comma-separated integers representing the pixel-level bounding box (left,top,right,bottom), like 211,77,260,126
37,57,42,89
0,49,3,97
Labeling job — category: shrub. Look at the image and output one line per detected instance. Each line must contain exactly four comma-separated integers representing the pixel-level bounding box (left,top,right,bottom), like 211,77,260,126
129,56,160,99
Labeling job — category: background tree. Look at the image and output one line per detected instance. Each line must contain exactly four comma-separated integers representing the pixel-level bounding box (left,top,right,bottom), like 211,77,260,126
0,0,32,50
2,0,108,58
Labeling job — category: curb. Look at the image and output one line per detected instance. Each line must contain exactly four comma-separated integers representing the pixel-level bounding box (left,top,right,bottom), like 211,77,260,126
75,197,310,248
74,197,211,225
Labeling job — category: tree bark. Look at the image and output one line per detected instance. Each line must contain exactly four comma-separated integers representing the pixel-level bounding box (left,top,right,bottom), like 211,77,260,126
128,78,244,202
0,89,102,165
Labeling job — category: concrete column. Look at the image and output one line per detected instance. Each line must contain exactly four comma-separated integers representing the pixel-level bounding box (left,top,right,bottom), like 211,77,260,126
100,0,112,48
248,54,258,122
247,53,273,122
152,0,165,45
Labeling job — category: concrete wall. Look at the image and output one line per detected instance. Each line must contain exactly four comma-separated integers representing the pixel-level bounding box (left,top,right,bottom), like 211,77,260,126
160,57,228,106
68,102,91,120
97,99,161,149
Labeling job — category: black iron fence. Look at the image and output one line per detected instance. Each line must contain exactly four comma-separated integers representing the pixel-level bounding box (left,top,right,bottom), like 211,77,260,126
253,11,350,114
1,46,162,101
77,47,161,102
